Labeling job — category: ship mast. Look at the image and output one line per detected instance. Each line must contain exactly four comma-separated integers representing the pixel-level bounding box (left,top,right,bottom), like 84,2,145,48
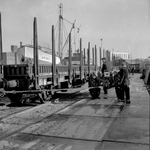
58,3,63,61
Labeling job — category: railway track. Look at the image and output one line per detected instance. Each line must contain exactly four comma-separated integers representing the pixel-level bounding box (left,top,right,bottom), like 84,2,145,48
0,84,89,120
0,96,33,121
0,87,90,140
0,94,47,121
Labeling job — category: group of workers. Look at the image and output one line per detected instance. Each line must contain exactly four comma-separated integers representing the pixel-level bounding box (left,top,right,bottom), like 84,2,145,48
90,58,131,103
103,59,130,103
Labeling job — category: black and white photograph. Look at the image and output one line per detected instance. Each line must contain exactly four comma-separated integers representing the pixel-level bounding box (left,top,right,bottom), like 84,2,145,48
0,0,149,149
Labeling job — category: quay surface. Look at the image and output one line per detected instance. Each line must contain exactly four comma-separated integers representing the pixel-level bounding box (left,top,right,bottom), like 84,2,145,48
0,74,149,150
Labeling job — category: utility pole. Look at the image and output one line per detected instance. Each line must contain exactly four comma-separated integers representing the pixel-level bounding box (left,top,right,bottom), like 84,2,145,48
68,33,72,84
84,48,86,65
80,38,83,80
58,3,63,60
95,45,97,71
52,25,56,86
100,39,103,70
0,13,3,75
100,39,102,57
92,47,94,65
33,17,39,89
88,42,90,76
99,47,101,70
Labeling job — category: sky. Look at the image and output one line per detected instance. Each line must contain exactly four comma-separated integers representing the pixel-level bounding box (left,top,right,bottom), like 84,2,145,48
0,0,150,60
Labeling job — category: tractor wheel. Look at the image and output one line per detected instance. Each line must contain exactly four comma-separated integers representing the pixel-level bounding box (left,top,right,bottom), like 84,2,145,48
89,88,100,99
7,93,23,104
50,90,57,99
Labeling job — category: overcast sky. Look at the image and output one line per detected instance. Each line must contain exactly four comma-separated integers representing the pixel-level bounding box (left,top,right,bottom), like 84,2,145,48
0,0,150,59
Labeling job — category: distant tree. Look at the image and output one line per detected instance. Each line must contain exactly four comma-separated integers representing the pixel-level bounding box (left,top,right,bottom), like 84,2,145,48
114,58,126,66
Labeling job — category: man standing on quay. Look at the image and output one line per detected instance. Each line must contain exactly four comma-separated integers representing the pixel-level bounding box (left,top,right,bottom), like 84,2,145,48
101,58,109,94
119,62,131,103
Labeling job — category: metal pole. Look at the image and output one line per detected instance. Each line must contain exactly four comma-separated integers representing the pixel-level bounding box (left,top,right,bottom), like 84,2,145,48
0,13,3,75
58,3,63,60
68,33,72,83
86,48,88,75
92,47,94,65
33,17,39,89
99,47,101,69
0,12,3,75
112,53,114,66
80,38,82,80
106,50,108,61
100,39,103,51
114,54,116,66
52,25,56,86
84,48,86,65
88,42,90,76
108,50,110,61
0,13,3,62
95,45,97,71
103,49,105,58
100,39,102,61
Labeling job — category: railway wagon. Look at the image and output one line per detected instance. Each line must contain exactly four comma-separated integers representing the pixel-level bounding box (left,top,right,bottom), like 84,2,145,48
0,63,97,103
0,15,99,104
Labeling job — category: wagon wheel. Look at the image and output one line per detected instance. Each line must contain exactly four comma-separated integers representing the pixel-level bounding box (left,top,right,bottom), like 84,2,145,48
7,93,23,104
51,91,56,99
41,90,50,101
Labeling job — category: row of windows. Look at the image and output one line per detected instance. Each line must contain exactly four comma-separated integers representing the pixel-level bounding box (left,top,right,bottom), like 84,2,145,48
4,66,27,76
4,65,52,76
113,53,129,59
39,65,51,73
4,65,96,76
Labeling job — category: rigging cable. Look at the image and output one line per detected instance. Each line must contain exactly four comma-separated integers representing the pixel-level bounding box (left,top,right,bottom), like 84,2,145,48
61,20,76,55
61,22,69,58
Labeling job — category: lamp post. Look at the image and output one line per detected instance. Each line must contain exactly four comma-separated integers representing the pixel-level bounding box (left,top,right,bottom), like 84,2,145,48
100,39,103,68
100,39,102,55
100,39,102,47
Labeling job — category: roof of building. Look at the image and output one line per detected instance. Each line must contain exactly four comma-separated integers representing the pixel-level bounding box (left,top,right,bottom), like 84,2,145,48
113,51,129,54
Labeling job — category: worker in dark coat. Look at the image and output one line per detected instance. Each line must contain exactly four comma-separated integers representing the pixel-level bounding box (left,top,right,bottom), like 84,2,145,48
131,67,135,75
114,71,122,101
101,58,109,94
119,62,130,103
102,58,107,75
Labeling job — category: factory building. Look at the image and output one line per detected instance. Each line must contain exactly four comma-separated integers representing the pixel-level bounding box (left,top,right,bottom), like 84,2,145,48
112,51,130,60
